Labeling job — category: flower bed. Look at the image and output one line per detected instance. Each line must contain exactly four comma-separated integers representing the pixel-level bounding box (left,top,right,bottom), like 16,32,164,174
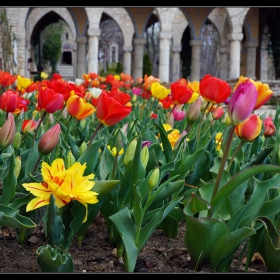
0,71,279,273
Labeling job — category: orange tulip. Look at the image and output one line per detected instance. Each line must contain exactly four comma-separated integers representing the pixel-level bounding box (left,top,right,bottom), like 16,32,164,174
66,94,95,120
234,114,262,142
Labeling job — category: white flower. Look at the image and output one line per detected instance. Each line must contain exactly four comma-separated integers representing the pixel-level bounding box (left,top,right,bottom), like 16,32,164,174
88,87,103,99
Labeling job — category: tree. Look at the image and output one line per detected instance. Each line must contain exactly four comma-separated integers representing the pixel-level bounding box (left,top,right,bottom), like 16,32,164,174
41,21,64,74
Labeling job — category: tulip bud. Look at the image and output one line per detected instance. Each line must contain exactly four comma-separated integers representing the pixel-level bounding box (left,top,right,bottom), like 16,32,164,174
66,151,76,169
186,96,202,125
166,112,174,127
14,156,21,178
38,123,61,156
80,119,86,130
263,116,276,138
0,114,16,151
148,167,160,189
79,141,87,157
140,146,149,169
13,131,21,150
124,138,137,166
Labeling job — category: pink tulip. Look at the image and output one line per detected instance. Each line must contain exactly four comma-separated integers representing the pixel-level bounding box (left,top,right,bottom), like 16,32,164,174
228,79,258,126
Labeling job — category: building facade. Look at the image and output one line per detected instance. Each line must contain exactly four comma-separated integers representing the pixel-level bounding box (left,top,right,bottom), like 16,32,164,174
1,7,275,83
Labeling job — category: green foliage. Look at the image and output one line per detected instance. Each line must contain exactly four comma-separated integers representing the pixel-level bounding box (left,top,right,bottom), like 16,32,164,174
41,21,64,74
143,53,152,77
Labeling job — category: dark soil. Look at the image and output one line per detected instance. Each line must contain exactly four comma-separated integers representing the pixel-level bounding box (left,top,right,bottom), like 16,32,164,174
0,213,268,274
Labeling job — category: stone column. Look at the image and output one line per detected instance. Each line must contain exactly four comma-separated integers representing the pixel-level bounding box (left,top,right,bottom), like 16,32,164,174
189,39,203,81
158,31,172,83
245,41,259,80
132,38,146,81
87,27,100,74
123,46,133,75
219,47,229,80
228,32,244,81
171,46,181,82
76,36,87,79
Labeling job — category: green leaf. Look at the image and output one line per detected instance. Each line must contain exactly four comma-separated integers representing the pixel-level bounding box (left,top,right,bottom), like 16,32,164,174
0,204,36,229
211,227,256,272
36,244,74,272
183,192,212,216
78,137,105,176
46,194,65,246
212,164,280,210
139,197,182,251
92,180,120,199
155,122,173,162
108,207,138,272
184,216,228,267
1,153,16,205
24,137,40,177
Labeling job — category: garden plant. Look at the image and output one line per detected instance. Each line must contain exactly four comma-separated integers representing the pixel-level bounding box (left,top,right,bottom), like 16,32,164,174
0,69,279,273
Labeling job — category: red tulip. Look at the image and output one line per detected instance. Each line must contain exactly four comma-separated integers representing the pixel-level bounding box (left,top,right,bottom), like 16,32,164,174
170,80,193,105
199,74,231,104
37,87,64,113
0,90,19,113
234,114,262,142
0,71,17,87
96,91,132,126
263,116,276,138
110,88,131,105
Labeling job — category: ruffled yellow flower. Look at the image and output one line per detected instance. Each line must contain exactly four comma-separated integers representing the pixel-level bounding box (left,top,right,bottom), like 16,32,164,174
22,158,99,223
40,72,49,79
107,145,124,157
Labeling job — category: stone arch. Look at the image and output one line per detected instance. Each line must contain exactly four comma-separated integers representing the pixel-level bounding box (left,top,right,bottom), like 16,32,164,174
102,8,134,48
27,7,77,43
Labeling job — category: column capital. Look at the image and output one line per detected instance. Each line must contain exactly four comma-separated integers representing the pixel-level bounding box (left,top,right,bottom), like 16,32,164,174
76,36,87,44
189,40,203,47
172,46,181,53
133,38,146,46
87,28,100,37
228,33,243,41
159,31,172,40
123,46,133,52
245,41,259,48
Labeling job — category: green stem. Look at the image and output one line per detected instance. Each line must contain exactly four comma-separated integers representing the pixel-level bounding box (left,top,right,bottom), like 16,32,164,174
34,111,47,139
226,141,244,172
32,154,43,174
211,124,236,203
87,122,104,150
111,150,119,179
